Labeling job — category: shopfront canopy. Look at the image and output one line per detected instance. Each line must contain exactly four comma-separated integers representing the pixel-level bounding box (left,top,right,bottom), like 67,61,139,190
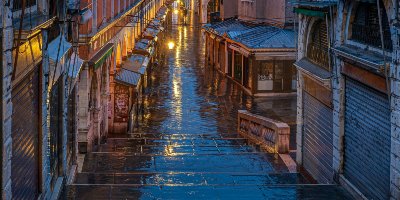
88,43,114,70
122,54,150,75
133,39,154,56
48,35,72,87
66,52,84,95
115,68,141,86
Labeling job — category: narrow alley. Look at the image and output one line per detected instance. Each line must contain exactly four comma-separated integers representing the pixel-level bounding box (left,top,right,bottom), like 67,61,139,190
65,9,352,199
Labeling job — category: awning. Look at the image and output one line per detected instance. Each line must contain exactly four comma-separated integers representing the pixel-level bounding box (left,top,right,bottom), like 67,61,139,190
143,28,160,39
48,35,72,87
134,39,154,56
294,8,326,18
115,68,141,86
88,43,114,69
333,45,386,71
66,52,84,95
121,54,150,75
294,58,332,85
290,1,337,8
49,35,72,63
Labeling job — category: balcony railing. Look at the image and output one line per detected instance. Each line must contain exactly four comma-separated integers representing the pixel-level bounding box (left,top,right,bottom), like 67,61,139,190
237,110,290,154
352,23,392,51
307,43,330,71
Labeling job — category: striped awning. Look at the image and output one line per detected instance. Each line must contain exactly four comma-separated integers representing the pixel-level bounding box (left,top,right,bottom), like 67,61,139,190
88,43,114,69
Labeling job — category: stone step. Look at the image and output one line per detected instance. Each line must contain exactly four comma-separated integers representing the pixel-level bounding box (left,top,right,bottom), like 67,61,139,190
75,172,311,185
81,153,289,174
63,185,353,200
98,145,259,155
98,137,251,150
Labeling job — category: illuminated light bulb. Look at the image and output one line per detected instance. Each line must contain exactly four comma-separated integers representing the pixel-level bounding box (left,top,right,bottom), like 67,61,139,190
168,41,175,49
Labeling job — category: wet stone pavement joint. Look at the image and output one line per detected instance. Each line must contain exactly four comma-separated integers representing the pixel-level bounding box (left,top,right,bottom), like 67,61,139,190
65,11,353,199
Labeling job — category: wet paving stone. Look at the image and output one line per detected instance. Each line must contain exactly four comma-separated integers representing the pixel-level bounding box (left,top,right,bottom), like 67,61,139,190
66,10,354,199
67,185,353,200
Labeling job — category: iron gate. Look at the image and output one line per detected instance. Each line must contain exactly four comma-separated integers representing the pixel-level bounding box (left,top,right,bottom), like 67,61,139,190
303,91,333,183
344,78,390,200
11,67,40,200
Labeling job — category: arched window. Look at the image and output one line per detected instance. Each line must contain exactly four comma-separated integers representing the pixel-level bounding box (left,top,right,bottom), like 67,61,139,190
307,20,330,71
351,1,392,50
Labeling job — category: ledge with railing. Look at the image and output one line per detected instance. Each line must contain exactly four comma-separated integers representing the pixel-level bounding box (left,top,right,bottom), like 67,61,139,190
237,110,290,154
307,43,330,72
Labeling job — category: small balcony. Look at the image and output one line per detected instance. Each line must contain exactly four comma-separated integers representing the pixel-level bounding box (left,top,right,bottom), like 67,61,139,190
307,43,330,72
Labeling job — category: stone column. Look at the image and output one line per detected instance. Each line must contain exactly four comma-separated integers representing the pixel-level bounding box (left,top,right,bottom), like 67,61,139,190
332,1,345,181
78,66,90,153
92,0,97,33
390,24,400,200
111,0,115,18
1,1,14,199
40,28,52,199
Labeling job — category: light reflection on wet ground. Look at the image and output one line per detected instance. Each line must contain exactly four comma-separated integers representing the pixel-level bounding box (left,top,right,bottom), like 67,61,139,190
65,10,353,200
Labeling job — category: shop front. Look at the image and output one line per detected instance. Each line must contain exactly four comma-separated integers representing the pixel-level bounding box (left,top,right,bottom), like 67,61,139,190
203,20,296,96
255,60,296,93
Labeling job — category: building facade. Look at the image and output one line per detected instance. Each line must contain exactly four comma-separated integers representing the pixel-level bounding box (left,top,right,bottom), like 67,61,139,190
1,0,81,199
1,0,167,199
77,0,165,153
202,0,296,96
294,0,400,199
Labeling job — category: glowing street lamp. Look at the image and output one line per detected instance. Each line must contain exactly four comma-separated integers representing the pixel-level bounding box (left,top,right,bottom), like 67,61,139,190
168,41,175,50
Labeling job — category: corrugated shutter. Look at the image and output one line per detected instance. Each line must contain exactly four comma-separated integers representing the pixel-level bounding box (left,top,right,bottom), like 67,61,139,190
67,87,77,169
303,92,333,183
49,79,62,188
344,78,390,200
11,67,40,200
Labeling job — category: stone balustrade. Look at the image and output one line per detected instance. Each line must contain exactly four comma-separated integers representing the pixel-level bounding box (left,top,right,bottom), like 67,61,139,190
237,110,290,154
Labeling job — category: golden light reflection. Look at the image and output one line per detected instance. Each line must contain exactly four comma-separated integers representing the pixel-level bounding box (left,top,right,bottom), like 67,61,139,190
168,41,175,49
174,9,179,14
165,145,177,156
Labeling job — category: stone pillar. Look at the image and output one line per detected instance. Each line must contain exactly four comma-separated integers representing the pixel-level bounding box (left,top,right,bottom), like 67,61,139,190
78,66,90,153
390,25,400,200
295,72,304,165
1,1,13,199
41,28,52,199
111,0,115,18
332,1,345,181
92,0,97,33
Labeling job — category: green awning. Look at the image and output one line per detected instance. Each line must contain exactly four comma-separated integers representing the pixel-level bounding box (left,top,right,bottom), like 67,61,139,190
294,8,326,18
89,43,114,70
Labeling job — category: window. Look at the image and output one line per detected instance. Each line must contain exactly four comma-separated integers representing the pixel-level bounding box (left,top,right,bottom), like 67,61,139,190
234,51,242,82
351,1,392,50
307,20,330,71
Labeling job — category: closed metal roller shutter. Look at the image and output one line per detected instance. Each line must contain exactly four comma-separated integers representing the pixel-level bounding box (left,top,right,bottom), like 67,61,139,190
11,67,40,200
49,78,62,189
344,78,390,200
303,91,333,183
